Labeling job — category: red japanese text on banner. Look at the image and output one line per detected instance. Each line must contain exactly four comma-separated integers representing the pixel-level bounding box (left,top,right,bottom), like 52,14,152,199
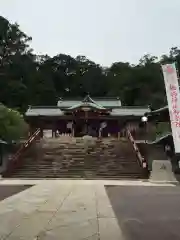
162,63,180,153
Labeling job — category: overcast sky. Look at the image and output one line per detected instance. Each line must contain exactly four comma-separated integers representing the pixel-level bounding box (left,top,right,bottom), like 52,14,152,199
1,0,180,66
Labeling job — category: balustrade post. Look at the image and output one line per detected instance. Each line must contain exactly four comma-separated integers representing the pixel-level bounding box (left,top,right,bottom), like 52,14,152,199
72,127,75,137
40,129,43,138
98,128,102,138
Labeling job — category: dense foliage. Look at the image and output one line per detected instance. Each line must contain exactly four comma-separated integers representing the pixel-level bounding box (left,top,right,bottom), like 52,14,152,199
0,104,28,142
1,16,180,112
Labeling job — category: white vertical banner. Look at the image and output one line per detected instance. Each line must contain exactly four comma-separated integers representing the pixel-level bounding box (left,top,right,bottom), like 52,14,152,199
162,63,180,153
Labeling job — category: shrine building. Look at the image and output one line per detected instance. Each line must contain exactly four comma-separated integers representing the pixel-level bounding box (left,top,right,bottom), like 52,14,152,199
25,95,150,137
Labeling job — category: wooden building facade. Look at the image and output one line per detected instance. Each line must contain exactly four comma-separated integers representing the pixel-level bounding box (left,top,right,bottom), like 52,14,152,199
25,95,150,138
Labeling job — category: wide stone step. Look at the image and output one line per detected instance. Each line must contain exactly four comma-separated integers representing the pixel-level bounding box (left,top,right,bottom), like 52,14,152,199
11,171,143,176
13,168,143,174
14,167,142,172
11,163,142,169
11,176,143,180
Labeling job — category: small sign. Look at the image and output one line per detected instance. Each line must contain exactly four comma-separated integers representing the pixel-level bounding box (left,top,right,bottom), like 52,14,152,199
67,122,73,129
101,122,107,129
142,162,146,168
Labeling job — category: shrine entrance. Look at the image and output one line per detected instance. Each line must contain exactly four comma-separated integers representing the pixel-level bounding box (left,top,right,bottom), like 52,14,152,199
74,120,99,137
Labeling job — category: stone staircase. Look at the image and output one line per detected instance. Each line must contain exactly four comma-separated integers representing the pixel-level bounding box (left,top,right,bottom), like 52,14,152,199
8,136,146,179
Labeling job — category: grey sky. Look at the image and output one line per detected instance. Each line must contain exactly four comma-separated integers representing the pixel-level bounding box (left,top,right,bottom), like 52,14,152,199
1,0,180,66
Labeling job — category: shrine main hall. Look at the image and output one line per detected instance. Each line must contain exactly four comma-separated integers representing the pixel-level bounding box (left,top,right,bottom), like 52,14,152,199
25,95,150,137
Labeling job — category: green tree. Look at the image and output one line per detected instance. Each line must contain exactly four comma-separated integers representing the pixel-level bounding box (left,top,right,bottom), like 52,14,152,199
107,62,133,103
0,104,28,142
74,56,108,96
0,16,34,111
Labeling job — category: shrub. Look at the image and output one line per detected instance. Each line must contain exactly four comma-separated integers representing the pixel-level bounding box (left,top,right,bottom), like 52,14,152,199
0,103,28,142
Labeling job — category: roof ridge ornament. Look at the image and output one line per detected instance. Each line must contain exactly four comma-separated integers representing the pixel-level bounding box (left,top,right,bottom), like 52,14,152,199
82,94,94,103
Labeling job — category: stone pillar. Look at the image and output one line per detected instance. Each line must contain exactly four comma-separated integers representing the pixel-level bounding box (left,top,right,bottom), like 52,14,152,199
72,125,75,137
52,129,56,138
117,120,121,139
40,128,43,138
98,128,102,138
52,121,57,138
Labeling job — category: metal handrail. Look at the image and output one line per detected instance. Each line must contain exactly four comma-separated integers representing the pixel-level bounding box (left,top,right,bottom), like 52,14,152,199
4,129,41,176
126,128,147,169
12,129,40,162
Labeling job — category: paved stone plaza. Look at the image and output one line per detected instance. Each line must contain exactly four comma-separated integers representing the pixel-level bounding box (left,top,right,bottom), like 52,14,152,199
0,180,177,240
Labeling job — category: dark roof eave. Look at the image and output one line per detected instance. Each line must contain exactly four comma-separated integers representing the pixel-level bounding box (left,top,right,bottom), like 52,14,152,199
144,106,168,117
151,106,168,114
28,106,59,109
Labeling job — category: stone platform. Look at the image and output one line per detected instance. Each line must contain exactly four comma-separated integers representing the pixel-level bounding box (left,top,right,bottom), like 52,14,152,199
0,180,177,240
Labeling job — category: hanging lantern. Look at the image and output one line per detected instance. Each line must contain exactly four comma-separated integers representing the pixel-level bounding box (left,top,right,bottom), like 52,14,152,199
101,122,107,129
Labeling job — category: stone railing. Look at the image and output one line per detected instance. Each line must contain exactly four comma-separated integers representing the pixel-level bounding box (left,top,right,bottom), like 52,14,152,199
126,128,147,169
3,129,41,176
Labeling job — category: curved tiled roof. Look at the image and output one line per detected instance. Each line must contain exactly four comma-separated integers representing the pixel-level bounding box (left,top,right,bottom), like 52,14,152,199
26,107,63,116
149,106,168,114
57,95,122,108
68,102,106,110
25,95,149,117
110,107,150,116
25,106,149,117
